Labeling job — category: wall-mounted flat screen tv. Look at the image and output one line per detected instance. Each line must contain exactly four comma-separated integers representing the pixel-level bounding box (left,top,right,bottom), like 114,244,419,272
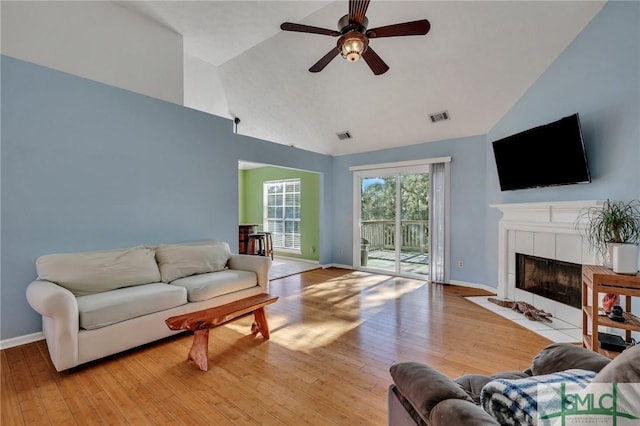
491,113,590,191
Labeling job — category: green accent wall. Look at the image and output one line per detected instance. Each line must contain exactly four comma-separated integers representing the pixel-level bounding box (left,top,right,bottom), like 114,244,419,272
239,167,320,261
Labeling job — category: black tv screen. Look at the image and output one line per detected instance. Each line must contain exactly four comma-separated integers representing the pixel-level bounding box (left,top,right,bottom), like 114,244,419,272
492,113,590,191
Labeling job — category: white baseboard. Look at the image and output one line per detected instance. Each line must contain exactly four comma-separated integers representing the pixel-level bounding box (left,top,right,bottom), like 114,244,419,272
322,263,354,270
274,255,319,265
1,332,44,350
449,279,498,294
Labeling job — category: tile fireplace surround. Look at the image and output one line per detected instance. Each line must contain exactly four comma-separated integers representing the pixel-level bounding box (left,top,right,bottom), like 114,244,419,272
478,200,602,342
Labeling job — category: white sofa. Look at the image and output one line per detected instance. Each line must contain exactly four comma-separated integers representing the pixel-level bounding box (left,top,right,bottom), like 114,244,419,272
26,240,271,372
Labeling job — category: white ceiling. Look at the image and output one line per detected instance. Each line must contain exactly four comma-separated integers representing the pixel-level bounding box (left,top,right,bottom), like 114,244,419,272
117,1,606,156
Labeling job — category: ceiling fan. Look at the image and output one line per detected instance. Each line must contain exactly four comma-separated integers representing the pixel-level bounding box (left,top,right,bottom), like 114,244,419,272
280,0,430,75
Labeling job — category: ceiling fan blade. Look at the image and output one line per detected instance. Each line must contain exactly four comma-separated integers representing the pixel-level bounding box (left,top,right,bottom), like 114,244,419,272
366,19,431,38
349,0,370,25
280,22,340,36
361,47,389,75
309,47,341,73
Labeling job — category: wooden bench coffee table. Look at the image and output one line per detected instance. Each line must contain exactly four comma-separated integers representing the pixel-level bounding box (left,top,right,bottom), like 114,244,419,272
165,293,278,371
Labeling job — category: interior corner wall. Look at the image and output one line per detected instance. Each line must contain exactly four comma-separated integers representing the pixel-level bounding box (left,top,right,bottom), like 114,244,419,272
184,54,230,120
484,1,640,286
239,167,320,261
0,1,184,105
1,56,333,340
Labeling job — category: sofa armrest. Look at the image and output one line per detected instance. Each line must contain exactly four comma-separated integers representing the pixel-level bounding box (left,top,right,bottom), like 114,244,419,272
390,362,474,423
227,254,271,292
26,280,78,319
26,280,79,371
528,343,610,376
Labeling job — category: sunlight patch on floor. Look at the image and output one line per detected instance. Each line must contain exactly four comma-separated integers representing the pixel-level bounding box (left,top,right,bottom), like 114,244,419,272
230,271,428,352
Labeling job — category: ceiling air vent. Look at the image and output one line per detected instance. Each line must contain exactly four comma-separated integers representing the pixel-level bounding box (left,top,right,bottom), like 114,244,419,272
336,131,352,140
429,110,450,123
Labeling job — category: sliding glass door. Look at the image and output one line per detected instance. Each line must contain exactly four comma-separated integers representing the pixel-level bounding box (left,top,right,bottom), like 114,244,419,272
360,174,398,274
399,173,429,275
357,168,429,277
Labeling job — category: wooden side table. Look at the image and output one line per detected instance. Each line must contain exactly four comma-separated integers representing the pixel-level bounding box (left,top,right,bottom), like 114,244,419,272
581,265,640,358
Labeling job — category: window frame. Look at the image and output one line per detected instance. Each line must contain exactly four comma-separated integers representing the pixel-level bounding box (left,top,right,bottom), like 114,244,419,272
263,178,301,254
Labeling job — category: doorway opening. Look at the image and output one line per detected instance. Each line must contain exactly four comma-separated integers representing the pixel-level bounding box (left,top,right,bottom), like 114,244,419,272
238,160,321,275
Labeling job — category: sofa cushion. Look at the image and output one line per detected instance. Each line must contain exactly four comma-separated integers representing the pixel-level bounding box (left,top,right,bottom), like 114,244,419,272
455,372,530,404
592,344,640,383
430,398,500,426
36,246,161,296
169,270,257,302
155,242,231,283
77,283,187,330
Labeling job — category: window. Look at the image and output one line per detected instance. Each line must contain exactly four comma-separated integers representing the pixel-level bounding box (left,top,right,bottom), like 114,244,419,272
264,179,301,252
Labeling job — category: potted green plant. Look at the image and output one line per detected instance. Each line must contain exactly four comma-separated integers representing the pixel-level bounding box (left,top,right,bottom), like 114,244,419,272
575,199,640,273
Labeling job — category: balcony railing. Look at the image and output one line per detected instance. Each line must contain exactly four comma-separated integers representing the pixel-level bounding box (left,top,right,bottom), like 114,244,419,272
361,220,428,253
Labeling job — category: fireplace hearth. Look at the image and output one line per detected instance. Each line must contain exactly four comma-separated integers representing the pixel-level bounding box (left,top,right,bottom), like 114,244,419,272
492,201,600,328
516,253,581,309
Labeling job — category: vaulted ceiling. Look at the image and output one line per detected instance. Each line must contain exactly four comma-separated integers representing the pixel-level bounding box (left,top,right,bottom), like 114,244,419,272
117,1,606,156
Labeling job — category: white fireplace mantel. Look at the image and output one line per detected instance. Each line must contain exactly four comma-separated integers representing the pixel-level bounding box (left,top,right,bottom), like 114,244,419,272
490,200,603,327
491,200,602,225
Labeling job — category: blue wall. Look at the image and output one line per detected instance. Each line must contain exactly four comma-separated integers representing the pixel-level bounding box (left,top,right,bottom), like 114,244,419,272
2,1,639,341
0,56,332,339
483,0,640,286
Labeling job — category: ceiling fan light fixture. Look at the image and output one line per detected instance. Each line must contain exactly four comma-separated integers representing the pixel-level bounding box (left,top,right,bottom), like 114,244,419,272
280,2,430,75
339,33,368,62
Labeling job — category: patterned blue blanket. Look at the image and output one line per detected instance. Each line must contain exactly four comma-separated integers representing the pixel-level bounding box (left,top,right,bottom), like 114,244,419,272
480,369,596,425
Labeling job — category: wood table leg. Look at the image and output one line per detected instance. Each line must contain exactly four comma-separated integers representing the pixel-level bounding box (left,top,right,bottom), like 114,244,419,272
165,294,278,371
252,307,270,339
188,329,209,372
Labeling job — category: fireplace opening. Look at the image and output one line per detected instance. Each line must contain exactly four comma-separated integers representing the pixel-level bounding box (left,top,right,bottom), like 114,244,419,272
516,253,581,309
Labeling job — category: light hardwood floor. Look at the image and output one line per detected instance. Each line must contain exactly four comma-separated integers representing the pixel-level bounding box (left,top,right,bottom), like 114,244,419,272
1,268,551,425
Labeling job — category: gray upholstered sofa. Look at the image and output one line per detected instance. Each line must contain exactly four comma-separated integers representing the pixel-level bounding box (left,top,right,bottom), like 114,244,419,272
26,240,271,372
388,343,640,425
